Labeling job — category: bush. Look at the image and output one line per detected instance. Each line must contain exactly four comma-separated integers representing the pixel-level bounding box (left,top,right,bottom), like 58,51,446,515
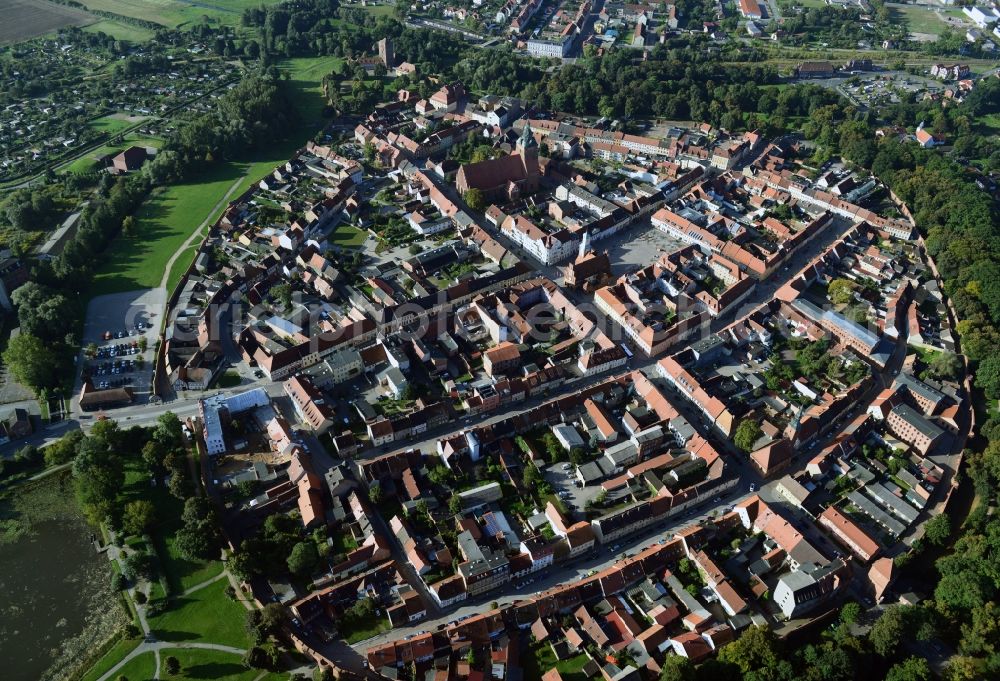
134,591,147,604
111,572,127,591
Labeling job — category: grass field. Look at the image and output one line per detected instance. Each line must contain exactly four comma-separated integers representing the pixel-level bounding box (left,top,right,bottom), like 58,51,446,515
89,114,142,136
78,0,284,28
890,5,962,36
82,18,156,42
0,0,94,45
110,651,158,681
523,642,591,681
159,648,287,681
279,55,345,125
90,162,245,295
61,135,164,174
80,636,143,681
148,578,250,648
98,54,341,297
329,222,368,247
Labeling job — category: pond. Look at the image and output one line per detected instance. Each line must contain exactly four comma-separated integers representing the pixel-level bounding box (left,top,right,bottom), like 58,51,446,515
0,473,124,681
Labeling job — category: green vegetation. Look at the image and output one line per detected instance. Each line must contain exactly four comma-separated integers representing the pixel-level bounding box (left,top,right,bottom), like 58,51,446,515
110,651,157,681
88,114,140,136
148,578,249,648
158,647,286,681
77,0,285,29
81,19,156,43
79,637,143,681
61,136,165,175
328,222,369,247
524,641,591,681
215,370,243,388
89,162,245,295
889,5,957,36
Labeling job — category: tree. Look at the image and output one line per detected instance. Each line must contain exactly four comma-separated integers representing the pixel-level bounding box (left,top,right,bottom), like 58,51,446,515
869,606,908,657
287,541,320,577
121,500,156,537
927,351,963,380
734,420,762,452
829,279,858,305
464,188,486,211
164,655,180,675
716,626,787,680
885,657,931,681
840,601,862,626
449,494,462,514
44,429,84,467
271,283,294,310
123,552,157,582
73,434,125,525
2,333,59,393
975,354,1000,399
658,654,695,681
522,464,542,488
122,215,136,236
923,513,951,547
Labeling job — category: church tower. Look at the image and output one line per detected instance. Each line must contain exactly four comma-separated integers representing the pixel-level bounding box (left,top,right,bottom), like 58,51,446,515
516,122,539,179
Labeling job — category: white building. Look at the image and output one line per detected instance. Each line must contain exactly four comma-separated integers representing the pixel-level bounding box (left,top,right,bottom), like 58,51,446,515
200,388,271,455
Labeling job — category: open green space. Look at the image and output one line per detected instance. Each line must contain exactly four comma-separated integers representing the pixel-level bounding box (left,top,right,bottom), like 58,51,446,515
342,611,392,644
112,651,158,681
61,135,165,175
215,369,243,388
89,114,141,136
90,162,245,296
80,636,143,681
161,648,287,681
78,0,285,29
278,55,345,125
121,459,222,593
889,5,958,36
523,642,591,681
148,578,250,648
82,19,157,43
329,222,369,247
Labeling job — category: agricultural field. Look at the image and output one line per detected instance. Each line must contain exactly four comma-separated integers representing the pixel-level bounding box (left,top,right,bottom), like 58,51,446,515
81,18,156,42
0,0,95,45
78,0,284,28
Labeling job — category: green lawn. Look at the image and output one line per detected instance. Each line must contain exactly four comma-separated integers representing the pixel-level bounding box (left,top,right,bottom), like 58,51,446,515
342,612,392,644
329,222,368,247
80,636,143,681
160,648,287,681
82,19,156,43
90,162,246,296
61,136,164,175
148,578,250,648
89,114,140,136
113,651,158,681
889,5,957,36
215,369,243,388
523,642,592,681
279,56,345,126
121,459,222,593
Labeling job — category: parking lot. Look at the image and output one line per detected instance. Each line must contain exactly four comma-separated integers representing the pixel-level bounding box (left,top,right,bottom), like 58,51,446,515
77,289,165,408
542,462,606,514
